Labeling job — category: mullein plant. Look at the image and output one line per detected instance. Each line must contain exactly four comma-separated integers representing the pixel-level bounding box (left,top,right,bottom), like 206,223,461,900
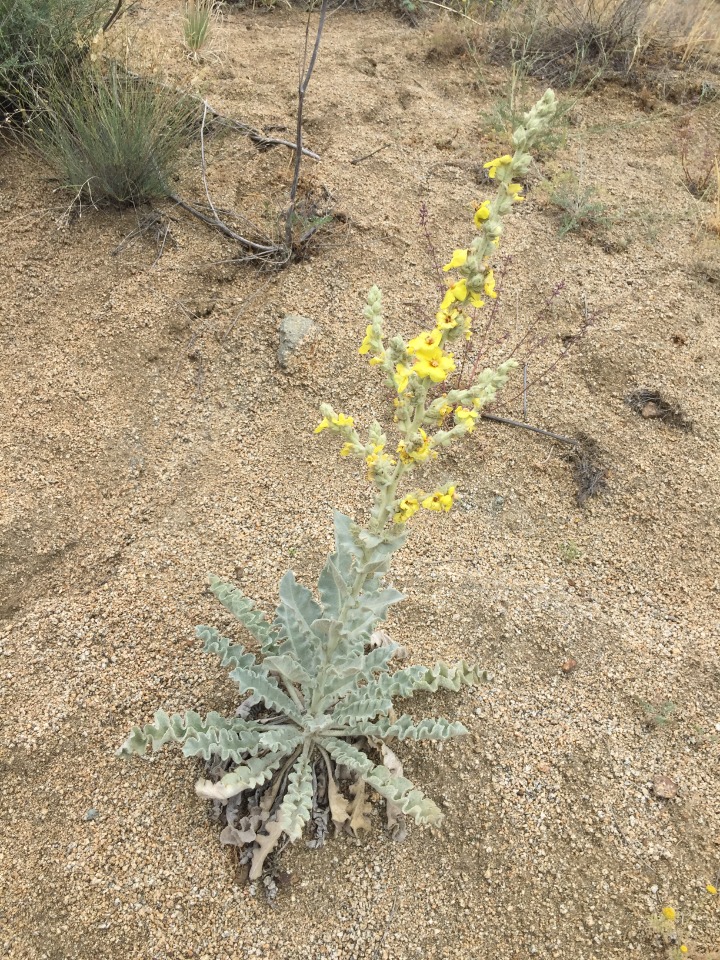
119,90,557,882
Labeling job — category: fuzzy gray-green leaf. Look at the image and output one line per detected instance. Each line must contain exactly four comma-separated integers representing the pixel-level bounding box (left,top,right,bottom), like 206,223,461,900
183,724,302,762
117,709,236,757
207,575,277,652
229,664,302,721
196,625,259,672
356,715,469,741
278,754,314,841
273,570,323,673
195,750,291,801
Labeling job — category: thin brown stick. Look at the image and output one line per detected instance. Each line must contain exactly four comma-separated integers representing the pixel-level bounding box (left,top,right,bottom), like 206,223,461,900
102,0,123,33
168,192,282,259
206,106,321,160
285,0,329,249
481,412,578,446
351,143,390,165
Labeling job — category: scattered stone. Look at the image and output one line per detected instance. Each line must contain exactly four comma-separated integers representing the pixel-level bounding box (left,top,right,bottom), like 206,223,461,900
561,657,578,674
277,315,317,370
653,775,678,800
84,808,99,821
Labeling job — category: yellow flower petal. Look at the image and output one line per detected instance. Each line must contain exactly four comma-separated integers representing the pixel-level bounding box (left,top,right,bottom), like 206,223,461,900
442,248,469,272
358,324,373,354
408,329,443,357
394,363,410,394
314,417,330,434
474,201,491,227
662,907,676,921
484,269,497,299
707,885,718,895
483,154,513,179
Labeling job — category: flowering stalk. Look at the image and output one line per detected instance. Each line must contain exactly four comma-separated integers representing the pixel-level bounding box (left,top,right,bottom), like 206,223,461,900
316,90,558,543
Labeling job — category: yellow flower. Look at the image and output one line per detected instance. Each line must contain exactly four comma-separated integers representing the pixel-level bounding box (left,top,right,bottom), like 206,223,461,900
397,429,434,464
369,354,385,366
393,494,420,523
358,324,374,354
314,412,355,433
474,201,491,227
680,946,688,954
440,280,484,311
442,248,469,272
507,183,525,203
422,486,456,512
412,347,456,384
483,154,513,179
662,907,676,922
394,363,411,394
436,308,460,330
484,269,497,299
455,406,478,432
408,329,443,356
707,885,718,895
339,442,355,457
438,402,454,419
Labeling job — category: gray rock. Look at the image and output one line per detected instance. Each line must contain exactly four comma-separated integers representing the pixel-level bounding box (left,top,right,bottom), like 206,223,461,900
84,808,99,821
277,315,316,370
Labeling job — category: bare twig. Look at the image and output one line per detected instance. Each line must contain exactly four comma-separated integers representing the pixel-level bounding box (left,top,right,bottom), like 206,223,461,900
522,362,528,420
168,192,282,259
205,105,321,160
285,0,329,249
481,412,578,446
351,143,390,165
102,0,124,33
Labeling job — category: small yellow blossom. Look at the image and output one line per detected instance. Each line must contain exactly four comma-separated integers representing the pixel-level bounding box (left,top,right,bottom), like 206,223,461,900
507,183,525,203
339,442,355,457
358,324,374,354
438,402,454,419
436,308,460,330
440,280,484,311
455,406,478,432
484,269,497,299
397,429,434,464
314,412,355,434
443,249,469,272
369,354,385,366
393,494,420,523
394,363,411,393
408,329,443,356
680,946,688,954
662,907,676,922
707,885,718,895
412,347,456,384
474,201,491,227
483,154,513,179
422,486,456,512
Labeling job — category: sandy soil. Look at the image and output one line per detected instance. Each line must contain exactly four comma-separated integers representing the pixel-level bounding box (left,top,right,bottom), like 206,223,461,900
1,3,719,958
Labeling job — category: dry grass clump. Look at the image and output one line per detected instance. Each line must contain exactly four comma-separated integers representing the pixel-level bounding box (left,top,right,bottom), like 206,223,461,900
477,0,720,85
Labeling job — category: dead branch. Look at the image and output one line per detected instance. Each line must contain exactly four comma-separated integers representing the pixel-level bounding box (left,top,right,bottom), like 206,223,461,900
481,412,578,446
205,104,321,160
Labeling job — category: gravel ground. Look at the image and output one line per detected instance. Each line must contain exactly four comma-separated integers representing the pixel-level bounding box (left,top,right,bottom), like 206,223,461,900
1,4,719,958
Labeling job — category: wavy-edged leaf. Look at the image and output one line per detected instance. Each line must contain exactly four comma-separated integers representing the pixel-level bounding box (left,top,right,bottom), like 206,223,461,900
321,737,441,825
331,511,363,582
207,575,277,652
273,570,323,673
228,664,302,722
355,715,468,741
278,754,314,841
330,690,393,725
195,750,290,801
196,625,259,672
373,661,490,701
117,709,235,757
183,724,303,762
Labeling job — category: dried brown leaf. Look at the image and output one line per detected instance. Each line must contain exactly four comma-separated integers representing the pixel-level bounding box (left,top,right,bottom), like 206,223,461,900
347,778,373,836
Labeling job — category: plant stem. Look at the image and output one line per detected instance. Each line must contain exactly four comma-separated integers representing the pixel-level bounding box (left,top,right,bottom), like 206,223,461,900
284,0,329,251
